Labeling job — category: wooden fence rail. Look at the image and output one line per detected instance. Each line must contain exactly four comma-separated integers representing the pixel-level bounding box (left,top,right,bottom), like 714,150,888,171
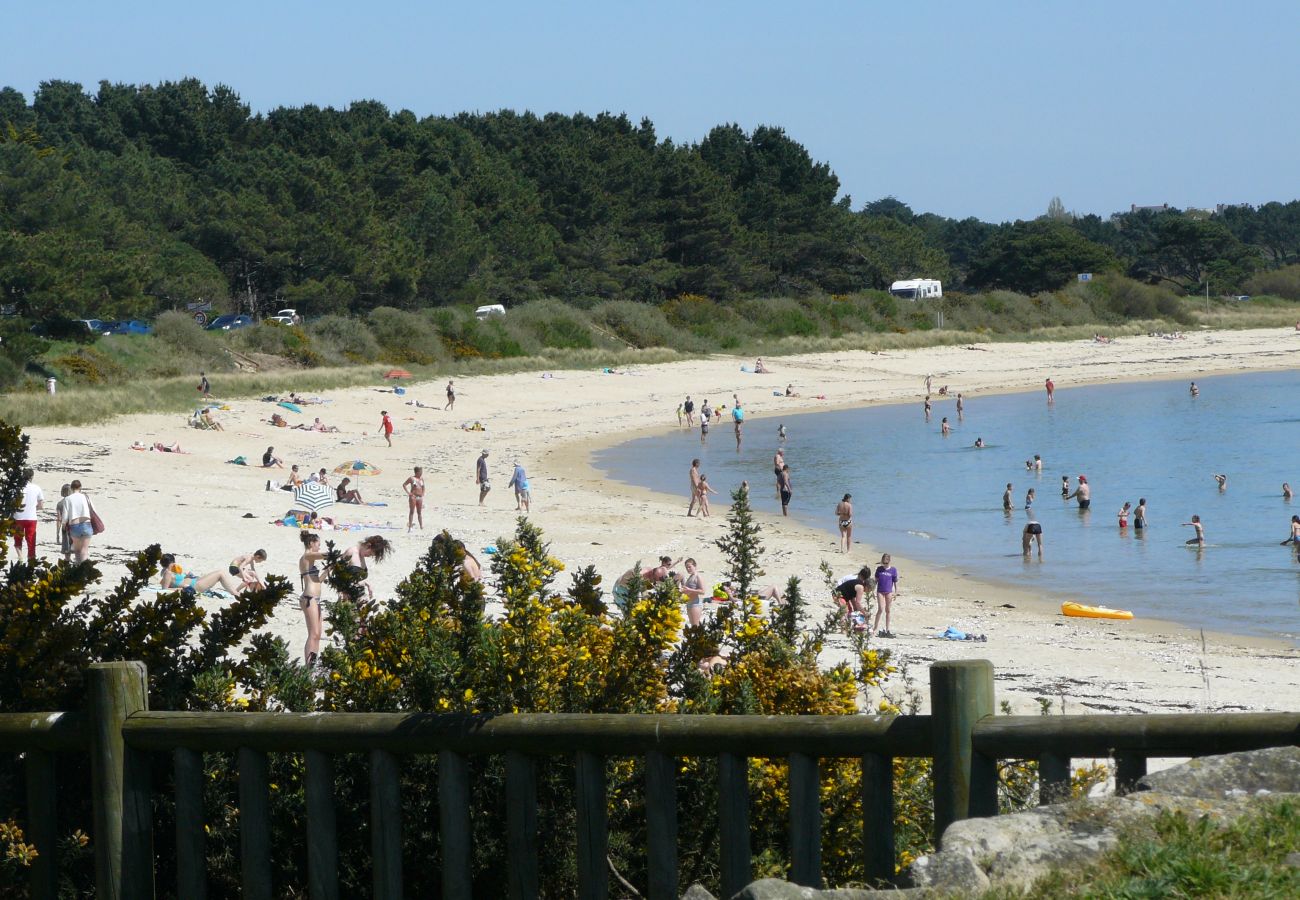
3,660,1297,900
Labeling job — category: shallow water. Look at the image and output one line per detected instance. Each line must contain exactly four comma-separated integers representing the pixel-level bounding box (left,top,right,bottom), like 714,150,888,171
594,370,1300,642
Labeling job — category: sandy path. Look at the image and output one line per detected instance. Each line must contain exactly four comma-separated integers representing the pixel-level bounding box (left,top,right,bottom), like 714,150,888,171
21,327,1300,715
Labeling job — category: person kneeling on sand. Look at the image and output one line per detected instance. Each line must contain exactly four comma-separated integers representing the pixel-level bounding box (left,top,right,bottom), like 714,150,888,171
613,556,681,612
834,567,874,632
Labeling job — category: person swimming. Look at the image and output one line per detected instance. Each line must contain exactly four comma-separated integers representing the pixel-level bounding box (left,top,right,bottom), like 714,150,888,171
974,437,984,448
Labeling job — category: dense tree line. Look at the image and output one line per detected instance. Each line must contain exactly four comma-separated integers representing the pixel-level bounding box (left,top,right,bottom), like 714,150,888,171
1,79,1298,320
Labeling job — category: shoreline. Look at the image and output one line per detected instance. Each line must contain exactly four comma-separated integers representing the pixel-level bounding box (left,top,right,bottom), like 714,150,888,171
21,327,1300,716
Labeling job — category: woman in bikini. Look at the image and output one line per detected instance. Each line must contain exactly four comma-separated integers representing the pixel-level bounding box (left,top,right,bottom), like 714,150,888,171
402,466,425,531
159,554,252,595
298,533,329,665
835,493,853,553
695,475,718,517
338,536,393,601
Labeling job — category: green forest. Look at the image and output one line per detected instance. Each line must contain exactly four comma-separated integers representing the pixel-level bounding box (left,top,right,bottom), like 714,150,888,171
3,78,1300,323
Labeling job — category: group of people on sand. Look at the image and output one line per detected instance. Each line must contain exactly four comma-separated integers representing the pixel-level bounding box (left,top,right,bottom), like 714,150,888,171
834,555,901,637
9,471,100,565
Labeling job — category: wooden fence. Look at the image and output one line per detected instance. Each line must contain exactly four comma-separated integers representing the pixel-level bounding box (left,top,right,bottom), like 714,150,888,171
2,659,1296,899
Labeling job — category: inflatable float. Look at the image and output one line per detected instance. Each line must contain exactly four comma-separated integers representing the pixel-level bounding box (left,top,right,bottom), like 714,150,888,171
1061,601,1133,620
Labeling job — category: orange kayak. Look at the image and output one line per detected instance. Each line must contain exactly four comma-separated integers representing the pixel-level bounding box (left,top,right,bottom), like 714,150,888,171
1062,601,1134,620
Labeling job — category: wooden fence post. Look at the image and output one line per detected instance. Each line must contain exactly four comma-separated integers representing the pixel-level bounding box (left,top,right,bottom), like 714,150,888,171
87,661,153,900
25,750,58,900
930,660,996,846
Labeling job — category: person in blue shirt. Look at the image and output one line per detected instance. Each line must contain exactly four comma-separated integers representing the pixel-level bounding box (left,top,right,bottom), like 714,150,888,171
508,460,531,513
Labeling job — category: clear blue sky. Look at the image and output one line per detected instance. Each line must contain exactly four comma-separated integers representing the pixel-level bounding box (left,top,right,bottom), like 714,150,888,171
6,1,1298,222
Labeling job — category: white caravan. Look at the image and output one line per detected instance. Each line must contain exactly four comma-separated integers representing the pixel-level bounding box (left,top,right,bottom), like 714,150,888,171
889,279,943,300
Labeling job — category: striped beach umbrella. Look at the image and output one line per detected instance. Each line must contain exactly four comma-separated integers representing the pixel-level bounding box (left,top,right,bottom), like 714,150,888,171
333,460,383,477
293,480,334,513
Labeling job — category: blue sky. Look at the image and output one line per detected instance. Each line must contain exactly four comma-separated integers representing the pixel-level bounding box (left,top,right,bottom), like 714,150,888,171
5,1,1298,221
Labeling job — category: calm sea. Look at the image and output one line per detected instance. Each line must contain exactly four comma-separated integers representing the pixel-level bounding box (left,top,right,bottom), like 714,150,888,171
594,370,1300,642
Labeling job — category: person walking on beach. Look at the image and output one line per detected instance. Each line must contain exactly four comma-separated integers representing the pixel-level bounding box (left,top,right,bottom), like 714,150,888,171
872,554,900,638
836,494,853,553
1022,520,1043,557
1281,515,1300,545
379,410,394,447
12,468,43,562
941,416,950,436
1067,474,1091,510
687,459,702,516
684,395,695,426
1214,474,1227,492
476,450,491,505
676,403,683,426
198,371,210,398
1182,515,1205,545
1045,377,1055,401
695,474,718,517
62,480,95,563
445,381,456,411
402,466,426,531
55,483,73,562
1134,498,1148,531
508,460,531,512
297,532,328,666
778,464,792,516
1002,483,1013,512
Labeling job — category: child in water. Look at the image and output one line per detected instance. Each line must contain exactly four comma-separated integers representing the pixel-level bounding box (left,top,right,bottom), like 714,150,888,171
1118,502,1131,528
1182,515,1205,545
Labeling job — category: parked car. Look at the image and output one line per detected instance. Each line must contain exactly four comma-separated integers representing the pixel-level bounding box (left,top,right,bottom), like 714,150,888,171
77,319,105,333
475,304,506,320
205,314,254,331
101,320,153,335
266,315,296,325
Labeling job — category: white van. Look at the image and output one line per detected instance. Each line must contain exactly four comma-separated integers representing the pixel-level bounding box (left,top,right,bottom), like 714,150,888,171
475,304,506,320
889,279,943,301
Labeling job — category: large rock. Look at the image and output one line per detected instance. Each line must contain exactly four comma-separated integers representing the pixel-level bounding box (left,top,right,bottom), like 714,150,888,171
727,879,931,898
907,746,1300,894
1135,745,1300,798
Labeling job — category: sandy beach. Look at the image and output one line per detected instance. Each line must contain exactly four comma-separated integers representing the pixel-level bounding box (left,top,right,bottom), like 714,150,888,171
20,327,1300,716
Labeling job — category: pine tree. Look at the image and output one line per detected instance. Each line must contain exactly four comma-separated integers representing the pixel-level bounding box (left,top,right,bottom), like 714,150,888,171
715,487,764,603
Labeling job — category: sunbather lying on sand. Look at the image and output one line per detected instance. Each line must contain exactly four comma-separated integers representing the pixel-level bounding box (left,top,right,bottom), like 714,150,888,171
270,413,288,427
292,417,341,432
159,553,252,595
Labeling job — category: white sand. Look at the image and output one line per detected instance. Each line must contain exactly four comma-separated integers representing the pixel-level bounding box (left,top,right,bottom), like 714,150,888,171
21,327,1300,714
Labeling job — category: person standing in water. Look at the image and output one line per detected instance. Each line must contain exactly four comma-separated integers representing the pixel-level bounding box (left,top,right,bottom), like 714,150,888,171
1134,498,1148,531
1214,474,1227,491
777,423,787,442
941,417,950,436
1022,520,1043,557
1061,475,1071,498
924,396,932,419
835,494,853,553
1281,515,1300,545
732,401,744,449
974,437,985,448
956,393,964,416
1025,487,1035,510
1182,515,1205,545
1190,381,1199,397
402,466,425,531
773,449,785,499
1067,474,1091,510
1118,501,1131,529
1045,377,1055,401
687,459,702,516
1034,455,1043,471
1284,483,1293,500
1002,483,1013,511
778,464,792,516
872,554,900,638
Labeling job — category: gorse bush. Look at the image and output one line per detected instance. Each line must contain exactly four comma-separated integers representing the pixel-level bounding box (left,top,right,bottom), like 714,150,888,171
152,310,226,364
1245,263,1300,301
366,306,446,365
308,314,383,363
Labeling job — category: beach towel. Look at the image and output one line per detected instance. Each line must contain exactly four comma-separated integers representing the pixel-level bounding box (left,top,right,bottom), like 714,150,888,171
227,456,248,466
934,626,987,642
393,387,406,395
278,401,303,414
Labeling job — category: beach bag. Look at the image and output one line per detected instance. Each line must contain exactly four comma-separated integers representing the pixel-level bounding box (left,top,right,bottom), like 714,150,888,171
88,499,105,535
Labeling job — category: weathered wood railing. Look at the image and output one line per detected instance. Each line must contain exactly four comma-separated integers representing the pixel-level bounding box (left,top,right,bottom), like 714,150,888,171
3,660,1297,899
